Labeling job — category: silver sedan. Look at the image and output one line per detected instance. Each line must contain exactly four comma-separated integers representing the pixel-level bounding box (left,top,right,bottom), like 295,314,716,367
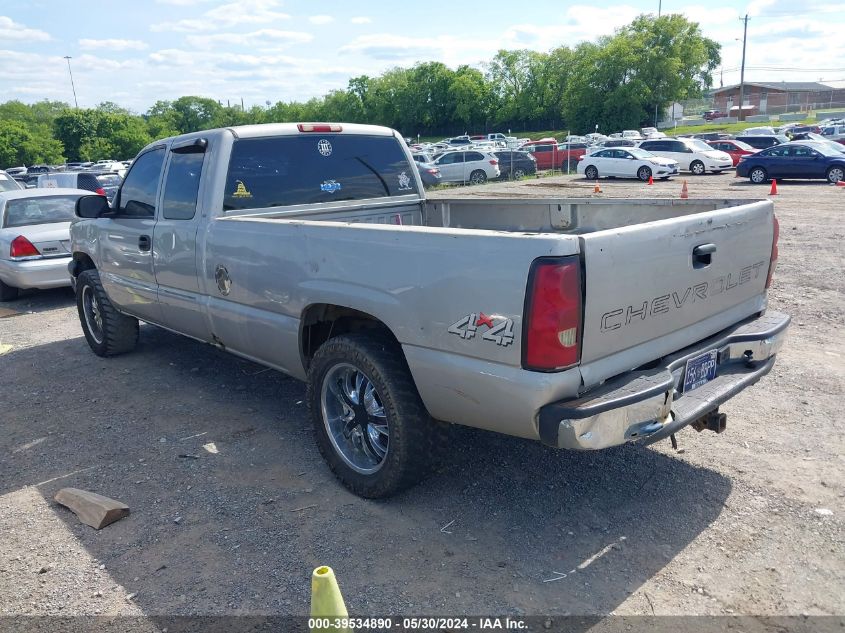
0,188,91,301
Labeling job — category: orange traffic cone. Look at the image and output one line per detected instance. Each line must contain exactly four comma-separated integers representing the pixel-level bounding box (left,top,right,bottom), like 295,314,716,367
594,182,602,193
647,175,654,185
835,180,845,187
680,180,689,199
769,180,778,195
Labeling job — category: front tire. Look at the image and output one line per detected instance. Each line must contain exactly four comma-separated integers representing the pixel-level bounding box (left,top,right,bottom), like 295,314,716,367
637,166,652,182
690,160,706,176
469,169,487,185
307,333,447,498
749,167,768,184
0,279,19,302
827,166,844,184
512,167,525,179
584,165,599,180
76,269,139,357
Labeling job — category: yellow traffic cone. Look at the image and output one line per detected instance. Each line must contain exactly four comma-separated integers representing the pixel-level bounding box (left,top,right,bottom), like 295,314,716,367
310,566,349,632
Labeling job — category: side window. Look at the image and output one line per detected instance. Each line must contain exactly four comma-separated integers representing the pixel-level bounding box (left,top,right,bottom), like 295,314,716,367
115,148,165,217
465,152,484,162
162,151,205,220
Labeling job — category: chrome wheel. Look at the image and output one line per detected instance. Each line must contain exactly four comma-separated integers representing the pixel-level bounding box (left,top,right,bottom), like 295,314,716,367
469,170,487,185
320,363,388,474
513,168,525,179
585,166,598,180
690,161,705,175
637,166,652,182
827,166,844,183
82,284,104,344
750,168,767,184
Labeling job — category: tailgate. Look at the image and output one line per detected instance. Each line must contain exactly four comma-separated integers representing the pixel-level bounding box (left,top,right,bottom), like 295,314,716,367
579,200,774,374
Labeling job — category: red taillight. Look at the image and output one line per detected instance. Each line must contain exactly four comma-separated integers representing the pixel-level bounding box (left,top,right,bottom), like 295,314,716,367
95,187,106,196
523,258,582,371
426,168,439,175
489,159,498,165
765,215,779,288
297,123,343,132
10,235,40,258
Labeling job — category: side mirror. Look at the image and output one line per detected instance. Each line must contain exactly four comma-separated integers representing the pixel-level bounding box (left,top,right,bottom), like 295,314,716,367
76,194,110,218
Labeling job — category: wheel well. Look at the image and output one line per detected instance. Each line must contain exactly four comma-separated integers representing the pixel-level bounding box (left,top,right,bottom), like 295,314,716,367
300,304,398,368
70,253,96,279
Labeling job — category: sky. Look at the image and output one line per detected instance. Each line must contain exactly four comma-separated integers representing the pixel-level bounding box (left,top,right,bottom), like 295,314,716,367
1,0,844,113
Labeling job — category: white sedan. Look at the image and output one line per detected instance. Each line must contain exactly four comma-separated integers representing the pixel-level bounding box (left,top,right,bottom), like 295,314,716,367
0,188,91,301
577,147,679,182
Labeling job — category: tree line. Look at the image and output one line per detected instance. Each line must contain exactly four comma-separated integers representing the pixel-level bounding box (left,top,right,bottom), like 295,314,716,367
0,14,719,167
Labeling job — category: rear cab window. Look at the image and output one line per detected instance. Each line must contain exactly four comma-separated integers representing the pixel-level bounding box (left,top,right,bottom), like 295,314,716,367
223,134,418,211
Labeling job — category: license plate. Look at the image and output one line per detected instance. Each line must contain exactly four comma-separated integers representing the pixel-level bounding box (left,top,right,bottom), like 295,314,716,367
683,349,718,393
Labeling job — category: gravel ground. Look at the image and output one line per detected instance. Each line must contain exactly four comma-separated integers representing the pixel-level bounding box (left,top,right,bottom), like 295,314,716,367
0,172,842,624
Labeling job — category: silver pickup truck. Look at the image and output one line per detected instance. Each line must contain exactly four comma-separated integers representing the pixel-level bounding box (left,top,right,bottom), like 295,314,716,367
69,123,789,498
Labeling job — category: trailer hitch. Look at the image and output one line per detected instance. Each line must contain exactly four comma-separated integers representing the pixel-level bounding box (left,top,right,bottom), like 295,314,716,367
691,409,727,434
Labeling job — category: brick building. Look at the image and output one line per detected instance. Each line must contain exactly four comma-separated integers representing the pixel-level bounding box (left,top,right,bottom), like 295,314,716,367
712,81,845,115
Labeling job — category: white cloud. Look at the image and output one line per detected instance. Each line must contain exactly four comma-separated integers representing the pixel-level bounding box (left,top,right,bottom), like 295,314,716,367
350,17,372,24
0,16,50,41
151,0,290,32
79,38,149,51
308,15,334,25
185,29,313,49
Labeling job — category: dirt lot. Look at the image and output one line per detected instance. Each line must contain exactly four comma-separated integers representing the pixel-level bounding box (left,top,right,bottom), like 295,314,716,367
1,173,843,624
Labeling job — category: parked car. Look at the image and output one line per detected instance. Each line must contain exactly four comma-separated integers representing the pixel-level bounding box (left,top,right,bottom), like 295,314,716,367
577,147,679,181
446,136,472,146
706,140,758,166
638,138,733,175
821,125,845,143
0,188,91,301
26,165,50,174
691,132,733,142
37,172,122,202
735,134,790,150
0,170,25,192
736,141,845,184
787,132,845,154
785,125,821,136
521,139,586,171
411,153,434,165
432,150,500,184
68,121,788,498
703,110,727,121
622,130,643,141
414,161,442,188
4,167,27,177
493,150,536,179
641,127,666,139
599,139,638,148
742,126,776,136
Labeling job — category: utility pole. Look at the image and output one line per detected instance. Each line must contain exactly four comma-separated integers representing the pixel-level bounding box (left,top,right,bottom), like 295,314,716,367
738,15,749,121
658,0,662,17
63,56,78,108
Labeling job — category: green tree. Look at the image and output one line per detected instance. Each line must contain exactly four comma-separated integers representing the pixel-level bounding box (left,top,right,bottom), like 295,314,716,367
0,120,64,166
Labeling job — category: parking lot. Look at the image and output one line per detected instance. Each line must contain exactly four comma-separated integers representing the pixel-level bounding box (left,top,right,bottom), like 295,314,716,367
1,172,843,621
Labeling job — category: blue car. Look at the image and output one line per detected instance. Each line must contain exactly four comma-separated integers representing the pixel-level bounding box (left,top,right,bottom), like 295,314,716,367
737,141,845,184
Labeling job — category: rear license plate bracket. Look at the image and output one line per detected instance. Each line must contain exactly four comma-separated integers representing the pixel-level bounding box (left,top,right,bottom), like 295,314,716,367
683,349,718,393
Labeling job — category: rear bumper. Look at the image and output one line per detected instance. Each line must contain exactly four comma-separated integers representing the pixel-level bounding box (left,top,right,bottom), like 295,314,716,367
539,311,790,450
0,256,72,290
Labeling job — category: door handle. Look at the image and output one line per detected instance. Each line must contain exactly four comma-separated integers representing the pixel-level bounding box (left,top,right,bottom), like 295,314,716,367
138,235,151,252
692,243,716,268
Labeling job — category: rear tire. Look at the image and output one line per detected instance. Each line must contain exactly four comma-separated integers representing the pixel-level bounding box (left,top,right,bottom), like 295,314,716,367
690,160,706,176
307,332,448,498
827,166,844,184
584,165,599,180
469,169,487,185
0,279,19,302
76,269,139,357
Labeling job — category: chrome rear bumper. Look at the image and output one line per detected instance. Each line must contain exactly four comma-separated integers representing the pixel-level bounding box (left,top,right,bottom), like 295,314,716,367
539,311,790,450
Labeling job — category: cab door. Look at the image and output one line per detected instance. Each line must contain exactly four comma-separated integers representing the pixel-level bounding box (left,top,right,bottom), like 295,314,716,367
152,139,211,341
97,146,166,323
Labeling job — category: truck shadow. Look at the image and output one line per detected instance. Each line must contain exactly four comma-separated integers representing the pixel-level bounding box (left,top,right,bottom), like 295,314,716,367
1,324,731,622
0,286,74,315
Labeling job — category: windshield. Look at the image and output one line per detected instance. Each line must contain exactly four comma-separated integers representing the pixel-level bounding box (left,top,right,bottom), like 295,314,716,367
809,143,843,157
686,139,715,152
0,172,23,192
628,148,656,159
733,141,755,151
224,134,418,211
3,195,78,228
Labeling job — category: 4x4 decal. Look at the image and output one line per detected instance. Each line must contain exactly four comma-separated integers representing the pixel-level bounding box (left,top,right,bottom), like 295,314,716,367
448,312,514,346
